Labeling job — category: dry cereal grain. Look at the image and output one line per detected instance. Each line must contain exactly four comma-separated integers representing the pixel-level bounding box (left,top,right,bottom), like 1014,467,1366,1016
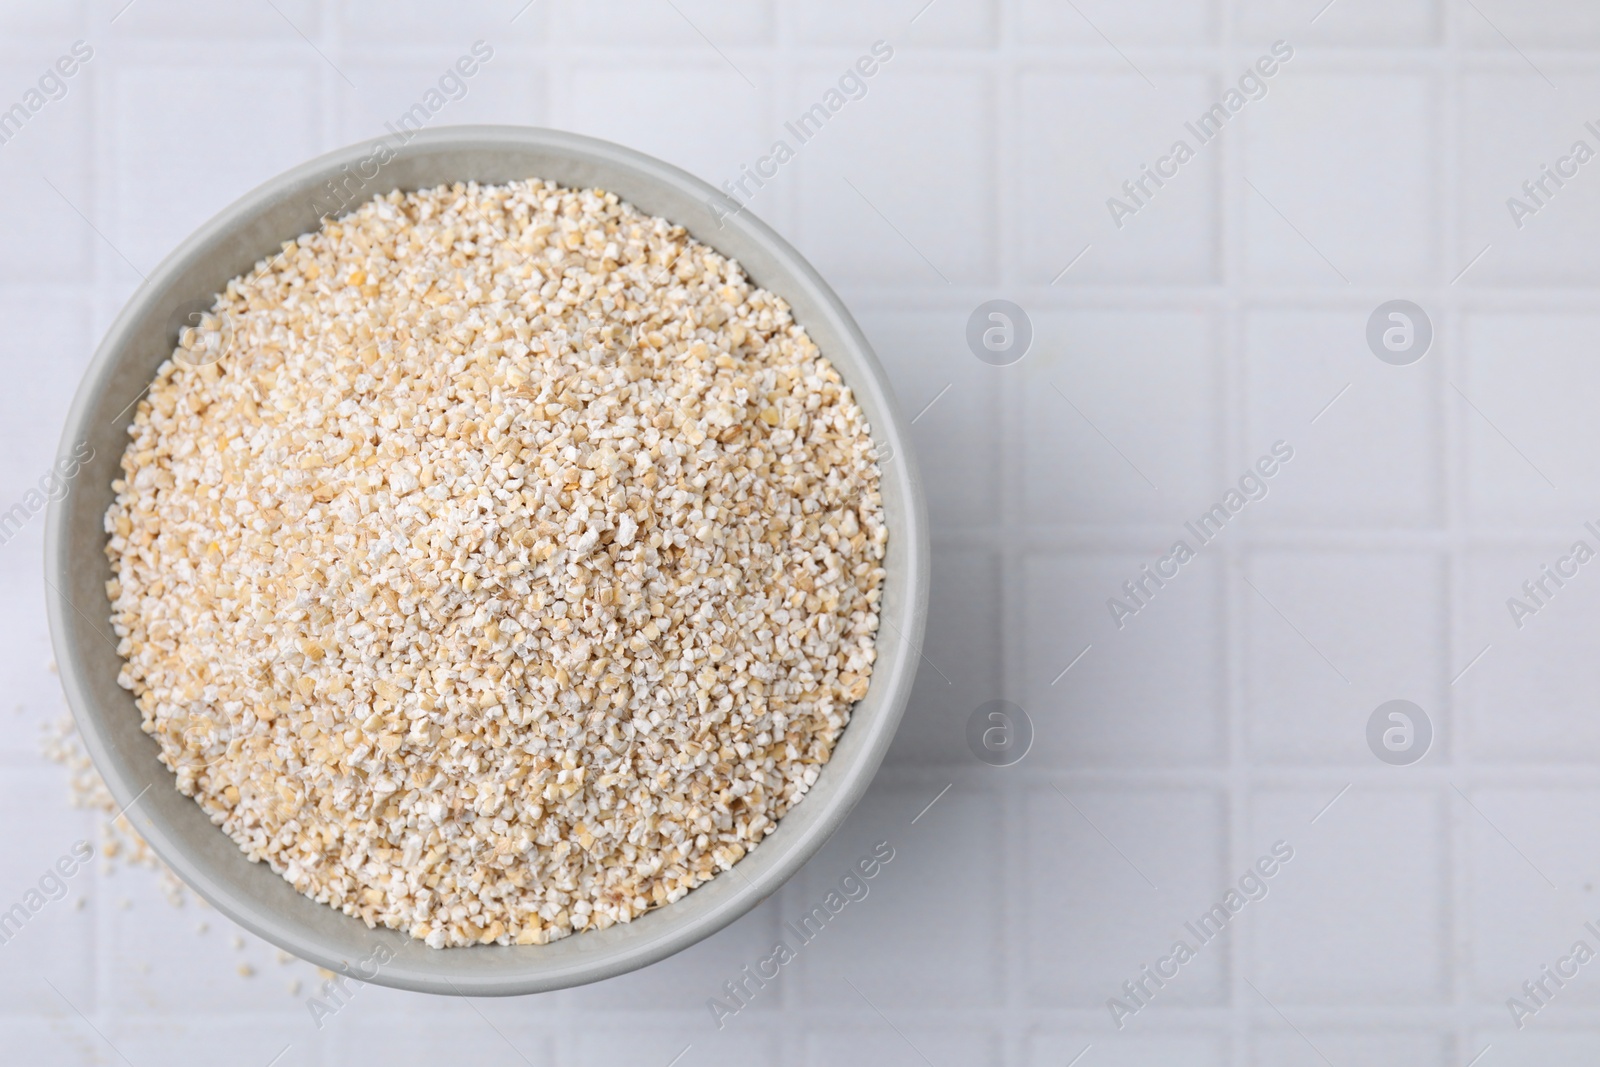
104,179,886,948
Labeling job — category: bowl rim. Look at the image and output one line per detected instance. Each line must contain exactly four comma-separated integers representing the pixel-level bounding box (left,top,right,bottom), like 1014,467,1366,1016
44,125,928,995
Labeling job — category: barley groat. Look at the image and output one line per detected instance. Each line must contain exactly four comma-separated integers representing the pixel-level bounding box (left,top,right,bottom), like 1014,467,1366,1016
104,179,886,948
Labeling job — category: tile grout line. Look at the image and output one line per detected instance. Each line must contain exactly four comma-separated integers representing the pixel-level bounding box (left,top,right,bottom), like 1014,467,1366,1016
987,0,1027,1058
1217,0,1251,1059
1439,0,1473,1058
993,0,1020,1060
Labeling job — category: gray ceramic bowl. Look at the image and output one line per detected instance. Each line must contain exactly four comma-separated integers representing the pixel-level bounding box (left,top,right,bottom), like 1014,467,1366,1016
44,126,927,995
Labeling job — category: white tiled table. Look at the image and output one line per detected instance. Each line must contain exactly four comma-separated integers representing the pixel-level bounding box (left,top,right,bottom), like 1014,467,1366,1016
4,1,1600,1063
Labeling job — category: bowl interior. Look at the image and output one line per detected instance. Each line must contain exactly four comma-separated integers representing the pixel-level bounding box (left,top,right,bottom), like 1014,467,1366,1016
44,126,927,995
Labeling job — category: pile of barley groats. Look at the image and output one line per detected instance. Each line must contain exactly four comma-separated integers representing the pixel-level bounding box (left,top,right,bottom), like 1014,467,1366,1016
104,179,887,948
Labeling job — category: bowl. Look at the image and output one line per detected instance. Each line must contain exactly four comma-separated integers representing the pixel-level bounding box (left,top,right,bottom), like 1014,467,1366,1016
44,126,928,995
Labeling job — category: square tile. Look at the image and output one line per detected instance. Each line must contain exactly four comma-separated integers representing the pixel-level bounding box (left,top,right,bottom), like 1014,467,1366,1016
114,0,320,38
0,1020,110,1067
787,0,996,47
1458,73,1600,285
327,1007,549,1065
1461,0,1600,47
1465,788,1600,1007
1242,73,1436,285
0,768,96,1017
1020,309,1218,525
1462,313,1600,523
0,2,83,37
1243,307,1441,528
111,64,320,276
564,63,766,192
108,1021,326,1067
0,522,79,758
566,893,782,1012
328,971,564,1029
883,549,1001,766
1250,788,1447,1004
1243,550,1446,765
341,0,539,44
804,1025,995,1067
1028,1032,1226,1065
343,54,544,144
858,308,999,526
1253,1029,1448,1066
574,1023,766,1066
1022,786,1228,1008
793,64,995,287
1017,0,1214,45
0,292,91,499
1017,69,1219,284
564,0,772,45
791,781,1001,1009
1466,1030,1600,1062
104,867,313,1016
1022,551,1226,768
0,51,93,282
0,301,96,729
1460,549,1600,762
1234,0,1438,45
